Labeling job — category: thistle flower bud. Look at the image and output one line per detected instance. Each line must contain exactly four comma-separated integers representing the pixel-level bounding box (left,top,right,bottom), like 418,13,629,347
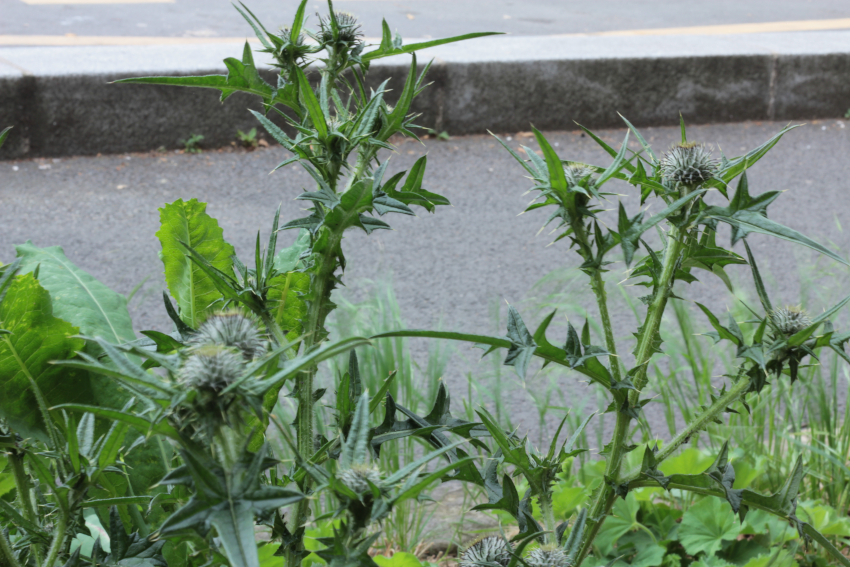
525,545,571,567
278,26,306,46
659,142,718,188
179,345,244,394
564,165,596,189
771,305,813,336
460,535,512,567
189,310,266,361
338,464,383,494
318,12,362,44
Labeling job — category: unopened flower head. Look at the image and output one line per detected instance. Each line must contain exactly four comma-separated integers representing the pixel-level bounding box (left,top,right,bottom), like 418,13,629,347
278,26,306,46
319,11,362,44
189,310,266,360
525,545,571,567
338,464,383,494
659,142,718,188
179,345,245,394
564,165,596,189
460,535,512,567
771,305,813,336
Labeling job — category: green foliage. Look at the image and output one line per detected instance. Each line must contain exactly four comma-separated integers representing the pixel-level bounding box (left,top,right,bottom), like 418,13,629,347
678,497,741,556
5,2,850,567
383,117,850,566
237,127,259,149
15,242,136,348
0,273,87,441
156,198,236,329
179,133,204,153
2,3,498,566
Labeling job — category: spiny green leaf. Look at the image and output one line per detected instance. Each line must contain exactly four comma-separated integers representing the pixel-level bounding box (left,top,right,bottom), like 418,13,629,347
703,173,848,266
361,32,502,62
504,305,537,378
293,66,328,140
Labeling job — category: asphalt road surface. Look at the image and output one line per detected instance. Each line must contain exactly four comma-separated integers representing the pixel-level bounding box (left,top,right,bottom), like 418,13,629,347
2,120,849,444
3,0,850,44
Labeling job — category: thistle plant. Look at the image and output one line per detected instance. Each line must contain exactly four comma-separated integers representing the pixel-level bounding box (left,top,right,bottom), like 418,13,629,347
3,1,850,565
460,535,512,567
376,118,850,565
2,3,498,567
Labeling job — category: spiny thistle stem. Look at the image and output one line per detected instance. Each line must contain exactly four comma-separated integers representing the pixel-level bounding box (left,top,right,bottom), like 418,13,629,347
571,220,622,382
41,506,67,567
9,454,42,566
538,490,558,543
0,526,23,567
619,367,751,485
285,227,344,564
577,226,686,565
589,271,622,383
630,227,684,400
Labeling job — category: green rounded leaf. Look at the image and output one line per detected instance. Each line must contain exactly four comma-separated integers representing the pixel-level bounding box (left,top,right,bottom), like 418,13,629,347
679,497,741,557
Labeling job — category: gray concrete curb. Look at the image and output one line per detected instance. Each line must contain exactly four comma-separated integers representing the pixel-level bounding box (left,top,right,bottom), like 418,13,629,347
1,30,849,158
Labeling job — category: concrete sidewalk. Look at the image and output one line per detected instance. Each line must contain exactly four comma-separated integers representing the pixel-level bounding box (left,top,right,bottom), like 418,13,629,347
1,30,849,158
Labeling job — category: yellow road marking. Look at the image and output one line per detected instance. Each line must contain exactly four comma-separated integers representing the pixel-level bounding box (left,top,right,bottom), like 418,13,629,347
20,0,174,4
566,18,850,37
2,18,850,47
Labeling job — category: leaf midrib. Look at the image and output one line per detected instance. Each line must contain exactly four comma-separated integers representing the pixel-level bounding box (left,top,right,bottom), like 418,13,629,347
38,248,124,344
177,207,198,328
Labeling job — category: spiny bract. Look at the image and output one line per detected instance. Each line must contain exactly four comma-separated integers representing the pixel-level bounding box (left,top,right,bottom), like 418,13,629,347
338,464,383,494
318,11,362,44
460,535,512,567
525,545,571,567
659,142,718,188
179,345,245,394
771,305,813,336
189,310,266,360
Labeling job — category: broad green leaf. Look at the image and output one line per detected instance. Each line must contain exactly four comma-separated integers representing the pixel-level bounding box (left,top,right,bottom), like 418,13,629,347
373,552,425,567
0,126,10,148
267,272,309,340
11,241,172,490
157,198,236,328
15,242,136,347
678,496,741,556
740,550,797,567
0,274,90,440
11,242,168,492
593,493,642,555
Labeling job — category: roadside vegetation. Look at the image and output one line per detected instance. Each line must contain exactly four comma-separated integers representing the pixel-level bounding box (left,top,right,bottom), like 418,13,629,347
1,3,849,567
